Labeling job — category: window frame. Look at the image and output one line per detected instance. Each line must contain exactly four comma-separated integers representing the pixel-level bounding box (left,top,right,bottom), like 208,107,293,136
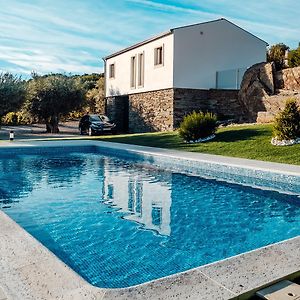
130,55,137,89
109,63,115,79
137,52,145,88
154,45,164,67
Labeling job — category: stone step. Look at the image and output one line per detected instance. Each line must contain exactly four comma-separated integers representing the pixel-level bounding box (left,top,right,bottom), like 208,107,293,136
256,280,300,300
256,112,275,124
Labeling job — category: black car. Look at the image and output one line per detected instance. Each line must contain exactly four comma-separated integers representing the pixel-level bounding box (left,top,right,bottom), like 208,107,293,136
79,114,116,135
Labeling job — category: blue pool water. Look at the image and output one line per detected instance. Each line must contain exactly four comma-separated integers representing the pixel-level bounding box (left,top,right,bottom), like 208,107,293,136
0,148,300,288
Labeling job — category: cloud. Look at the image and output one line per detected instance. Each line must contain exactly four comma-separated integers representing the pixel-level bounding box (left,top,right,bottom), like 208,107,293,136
0,0,299,77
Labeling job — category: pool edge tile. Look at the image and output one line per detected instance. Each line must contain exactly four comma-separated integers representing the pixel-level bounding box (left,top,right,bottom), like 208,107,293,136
198,241,300,296
101,268,236,300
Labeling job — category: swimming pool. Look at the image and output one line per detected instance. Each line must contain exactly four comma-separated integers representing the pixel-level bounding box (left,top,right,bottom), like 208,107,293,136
0,144,299,289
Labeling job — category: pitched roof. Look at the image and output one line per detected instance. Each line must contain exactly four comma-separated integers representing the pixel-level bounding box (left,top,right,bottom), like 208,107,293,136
103,30,172,60
103,18,268,60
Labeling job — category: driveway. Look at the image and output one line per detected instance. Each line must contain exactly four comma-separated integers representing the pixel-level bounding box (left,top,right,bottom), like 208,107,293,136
0,121,80,140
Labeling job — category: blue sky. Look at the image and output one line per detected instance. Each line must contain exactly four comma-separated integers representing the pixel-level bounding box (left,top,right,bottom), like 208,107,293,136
0,0,299,77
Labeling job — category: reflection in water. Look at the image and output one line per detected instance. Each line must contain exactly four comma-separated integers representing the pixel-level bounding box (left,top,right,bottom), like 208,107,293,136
103,160,171,236
0,151,299,289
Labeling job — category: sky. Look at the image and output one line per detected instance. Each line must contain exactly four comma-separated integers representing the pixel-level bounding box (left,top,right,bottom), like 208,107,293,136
0,0,299,77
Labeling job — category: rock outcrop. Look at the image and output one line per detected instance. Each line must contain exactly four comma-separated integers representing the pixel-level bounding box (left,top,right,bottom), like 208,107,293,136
276,66,300,90
239,63,300,122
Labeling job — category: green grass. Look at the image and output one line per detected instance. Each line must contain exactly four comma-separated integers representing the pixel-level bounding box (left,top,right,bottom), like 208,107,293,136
97,124,300,165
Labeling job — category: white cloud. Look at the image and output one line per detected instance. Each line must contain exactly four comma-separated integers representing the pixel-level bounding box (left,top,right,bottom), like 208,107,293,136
0,0,299,77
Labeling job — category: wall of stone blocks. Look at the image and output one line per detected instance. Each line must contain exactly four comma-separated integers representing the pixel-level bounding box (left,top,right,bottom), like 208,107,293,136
173,88,241,127
106,88,241,133
275,66,300,90
128,89,174,133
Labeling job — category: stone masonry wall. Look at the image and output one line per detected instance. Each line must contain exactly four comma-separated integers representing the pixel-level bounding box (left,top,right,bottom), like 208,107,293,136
107,88,241,133
275,66,300,90
128,89,174,133
173,88,240,127
208,89,242,119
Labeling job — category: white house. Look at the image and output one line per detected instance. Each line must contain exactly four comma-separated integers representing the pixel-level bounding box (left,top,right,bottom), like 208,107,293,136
103,18,268,133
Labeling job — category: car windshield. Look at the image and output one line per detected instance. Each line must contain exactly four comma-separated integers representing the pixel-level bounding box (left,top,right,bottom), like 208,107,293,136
100,115,110,122
90,115,101,122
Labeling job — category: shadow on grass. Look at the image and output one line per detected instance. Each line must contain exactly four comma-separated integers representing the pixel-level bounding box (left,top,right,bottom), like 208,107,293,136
99,132,183,148
215,127,270,143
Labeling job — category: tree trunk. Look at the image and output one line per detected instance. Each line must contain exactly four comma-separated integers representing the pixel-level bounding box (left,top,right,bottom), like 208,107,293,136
45,116,60,133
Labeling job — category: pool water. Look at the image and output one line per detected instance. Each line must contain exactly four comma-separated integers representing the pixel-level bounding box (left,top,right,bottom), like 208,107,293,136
0,150,300,288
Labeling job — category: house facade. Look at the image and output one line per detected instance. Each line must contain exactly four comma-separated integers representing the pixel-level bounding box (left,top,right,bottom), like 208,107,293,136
103,18,268,133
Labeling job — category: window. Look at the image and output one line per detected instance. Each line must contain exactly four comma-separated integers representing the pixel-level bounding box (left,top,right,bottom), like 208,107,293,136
109,63,115,78
107,184,114,199
130,56,136,88
154,46,164,66
138,52,144,87
152,206,162,226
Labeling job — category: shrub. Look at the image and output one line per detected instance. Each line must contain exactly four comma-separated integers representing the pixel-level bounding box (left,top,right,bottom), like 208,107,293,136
273,99,300,140
2,112,18,125
179,111,217,142
1,111,35,125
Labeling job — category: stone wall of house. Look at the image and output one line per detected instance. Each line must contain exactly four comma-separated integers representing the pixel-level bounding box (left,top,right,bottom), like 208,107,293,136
173,88,240,127
208,89,242,119
107,88,241,133
128,89,174,133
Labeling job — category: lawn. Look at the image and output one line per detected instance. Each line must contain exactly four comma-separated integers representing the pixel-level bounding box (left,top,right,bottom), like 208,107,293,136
97,124,300,165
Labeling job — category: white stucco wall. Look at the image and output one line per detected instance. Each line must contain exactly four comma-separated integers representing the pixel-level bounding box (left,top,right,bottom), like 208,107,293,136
105,34,174,97
173,19,267,89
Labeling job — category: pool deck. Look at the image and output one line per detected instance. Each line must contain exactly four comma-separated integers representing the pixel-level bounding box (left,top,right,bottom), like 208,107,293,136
0,140,299,300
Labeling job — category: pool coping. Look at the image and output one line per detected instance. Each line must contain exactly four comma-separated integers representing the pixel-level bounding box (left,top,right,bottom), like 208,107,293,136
0,139,299,300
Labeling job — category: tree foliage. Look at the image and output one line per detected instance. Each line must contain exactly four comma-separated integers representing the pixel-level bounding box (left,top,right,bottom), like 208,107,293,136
288,45,300,68
0,72,26,118
273,99,300,140
267,43,289,71
85,76,105,114
25,74,85,133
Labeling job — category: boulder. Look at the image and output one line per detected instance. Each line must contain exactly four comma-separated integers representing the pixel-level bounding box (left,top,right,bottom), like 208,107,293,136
238,62,275,121
239,62,300,123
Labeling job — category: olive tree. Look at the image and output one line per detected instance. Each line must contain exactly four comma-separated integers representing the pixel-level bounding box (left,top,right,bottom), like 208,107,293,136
0,72,26,120
26,74,85,133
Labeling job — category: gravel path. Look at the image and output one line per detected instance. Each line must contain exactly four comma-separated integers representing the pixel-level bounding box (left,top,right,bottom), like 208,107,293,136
0,121,80,140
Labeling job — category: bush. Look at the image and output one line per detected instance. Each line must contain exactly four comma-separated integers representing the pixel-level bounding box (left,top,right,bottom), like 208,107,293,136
179,111,217,142
2,112,18,125
273,99,300,140
1,111,35,125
